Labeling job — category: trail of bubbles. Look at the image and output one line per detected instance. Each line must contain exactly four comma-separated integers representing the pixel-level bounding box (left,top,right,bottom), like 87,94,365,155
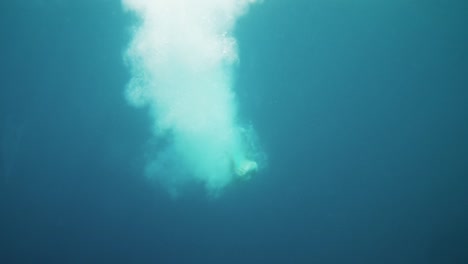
122,0,262,195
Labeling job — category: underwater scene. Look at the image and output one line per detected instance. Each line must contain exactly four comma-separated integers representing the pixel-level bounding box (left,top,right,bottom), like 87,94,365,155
1,0,467,263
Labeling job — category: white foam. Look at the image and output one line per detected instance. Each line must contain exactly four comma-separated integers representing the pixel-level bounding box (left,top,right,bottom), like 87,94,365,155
123,0,261,195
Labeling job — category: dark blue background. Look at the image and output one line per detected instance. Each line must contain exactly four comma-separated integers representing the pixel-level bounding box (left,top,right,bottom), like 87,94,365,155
1,0,467,263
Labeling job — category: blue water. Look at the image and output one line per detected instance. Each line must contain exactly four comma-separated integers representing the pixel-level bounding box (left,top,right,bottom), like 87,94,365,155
1,0,467,263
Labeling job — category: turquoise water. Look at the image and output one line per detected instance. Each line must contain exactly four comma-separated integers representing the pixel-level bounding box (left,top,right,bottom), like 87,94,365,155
0,0,467,263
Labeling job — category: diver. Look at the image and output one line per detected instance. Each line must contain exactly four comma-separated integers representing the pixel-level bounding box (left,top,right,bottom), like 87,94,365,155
232,158,258,180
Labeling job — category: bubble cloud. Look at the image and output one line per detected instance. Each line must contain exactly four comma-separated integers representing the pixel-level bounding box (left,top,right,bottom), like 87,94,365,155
122,0,263,196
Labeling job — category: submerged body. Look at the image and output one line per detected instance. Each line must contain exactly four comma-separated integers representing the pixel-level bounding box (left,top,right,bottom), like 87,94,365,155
233,159,258,180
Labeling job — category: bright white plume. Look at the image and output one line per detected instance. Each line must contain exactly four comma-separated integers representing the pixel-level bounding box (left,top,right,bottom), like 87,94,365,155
122,0,262,196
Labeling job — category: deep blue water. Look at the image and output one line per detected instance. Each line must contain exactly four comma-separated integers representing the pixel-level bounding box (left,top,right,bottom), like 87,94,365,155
1,0,467,263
